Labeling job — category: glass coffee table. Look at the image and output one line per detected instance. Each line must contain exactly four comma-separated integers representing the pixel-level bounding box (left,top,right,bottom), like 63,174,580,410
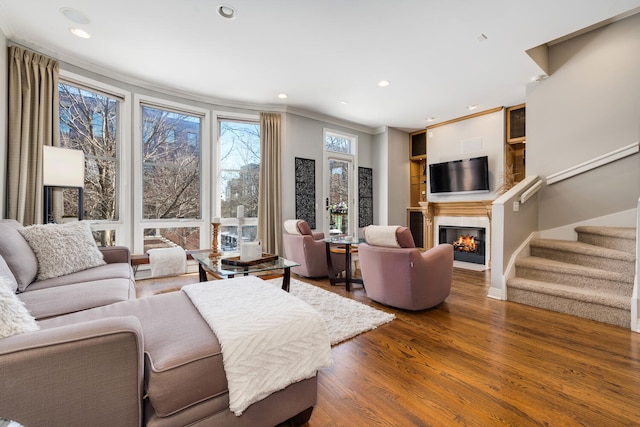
191,252,299,292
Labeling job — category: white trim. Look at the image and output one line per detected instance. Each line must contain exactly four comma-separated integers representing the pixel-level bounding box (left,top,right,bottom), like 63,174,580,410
546,141,639,185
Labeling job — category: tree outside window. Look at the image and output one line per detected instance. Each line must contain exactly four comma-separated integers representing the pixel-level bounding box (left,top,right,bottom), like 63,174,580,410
218,120,260,249
141,106,202,251
59,82,119,245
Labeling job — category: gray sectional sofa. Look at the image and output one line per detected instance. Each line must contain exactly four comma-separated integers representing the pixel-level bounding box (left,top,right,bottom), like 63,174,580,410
0,219,318,426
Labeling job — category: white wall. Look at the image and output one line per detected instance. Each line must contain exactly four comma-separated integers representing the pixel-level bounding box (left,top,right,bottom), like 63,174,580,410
426,109,505,203
527,13,640,230
0,29,7,218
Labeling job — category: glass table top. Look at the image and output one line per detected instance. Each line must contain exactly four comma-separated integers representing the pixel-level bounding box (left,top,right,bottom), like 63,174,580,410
191,252,299,277
323,236,364,245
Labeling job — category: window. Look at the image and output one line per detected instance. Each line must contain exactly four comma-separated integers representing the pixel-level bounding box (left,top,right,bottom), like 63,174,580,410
137,103,204,253
325,133,352,154
58,82,120,226
141,105,201,220
218,119,260,250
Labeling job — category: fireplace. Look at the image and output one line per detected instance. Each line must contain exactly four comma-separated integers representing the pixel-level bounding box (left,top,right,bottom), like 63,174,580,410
439,225,486,265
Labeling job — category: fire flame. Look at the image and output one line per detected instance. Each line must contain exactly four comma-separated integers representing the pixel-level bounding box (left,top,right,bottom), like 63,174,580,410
453,234,478,253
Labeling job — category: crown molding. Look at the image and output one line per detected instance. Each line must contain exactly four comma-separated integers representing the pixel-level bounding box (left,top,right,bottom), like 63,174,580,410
283,106,377,135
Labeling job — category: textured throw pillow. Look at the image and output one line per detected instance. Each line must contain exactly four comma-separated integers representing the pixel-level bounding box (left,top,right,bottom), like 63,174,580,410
0,276,39,338
19,221,106,281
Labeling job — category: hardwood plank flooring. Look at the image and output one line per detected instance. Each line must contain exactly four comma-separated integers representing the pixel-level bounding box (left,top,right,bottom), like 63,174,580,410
136,268,640,426
302,269,640,427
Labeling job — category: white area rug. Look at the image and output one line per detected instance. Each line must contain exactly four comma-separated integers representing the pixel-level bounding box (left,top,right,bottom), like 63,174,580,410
267,278,395,345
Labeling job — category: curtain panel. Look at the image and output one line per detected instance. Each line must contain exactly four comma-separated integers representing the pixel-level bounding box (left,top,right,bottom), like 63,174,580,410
257,112,282,255
7,46,60,225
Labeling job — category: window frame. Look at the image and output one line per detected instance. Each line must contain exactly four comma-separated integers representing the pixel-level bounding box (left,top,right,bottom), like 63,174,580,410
323,128,359,236
133,94,211,254
58,71,132,248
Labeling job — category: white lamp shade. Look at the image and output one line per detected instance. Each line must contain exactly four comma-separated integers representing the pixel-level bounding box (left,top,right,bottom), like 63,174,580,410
43,146,85,187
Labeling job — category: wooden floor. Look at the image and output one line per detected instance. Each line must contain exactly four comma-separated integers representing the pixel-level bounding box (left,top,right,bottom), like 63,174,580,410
137,268,640,426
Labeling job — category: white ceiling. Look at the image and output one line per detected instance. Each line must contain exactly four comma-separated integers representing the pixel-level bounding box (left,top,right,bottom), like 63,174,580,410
1,0,640,133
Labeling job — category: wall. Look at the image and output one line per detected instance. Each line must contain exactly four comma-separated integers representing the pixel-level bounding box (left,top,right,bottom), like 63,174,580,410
426,109,505,203
0,29,7,218
281,112,374,232
387,127,410,226
371,130,388,225
527,12,640,230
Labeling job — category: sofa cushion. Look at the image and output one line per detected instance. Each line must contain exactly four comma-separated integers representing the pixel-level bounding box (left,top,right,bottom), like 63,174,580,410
0,220,38,291
0,275,39,338
24,263,134,293
39,292,226,417
19,221,106,281
18,278,134,320
0,255,18,293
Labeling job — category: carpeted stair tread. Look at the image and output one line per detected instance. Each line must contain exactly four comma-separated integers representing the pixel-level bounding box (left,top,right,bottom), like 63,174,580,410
507,277,629,310
530,238,635,262
575,226,636,255
574,226,636,240
515,256,634,284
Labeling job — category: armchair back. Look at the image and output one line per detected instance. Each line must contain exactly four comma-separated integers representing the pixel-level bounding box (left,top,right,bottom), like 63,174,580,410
359,225,453,310
282,220,345,278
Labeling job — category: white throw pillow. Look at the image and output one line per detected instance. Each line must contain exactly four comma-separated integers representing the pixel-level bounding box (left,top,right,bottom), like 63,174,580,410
19,221,106,281
0,276,39,338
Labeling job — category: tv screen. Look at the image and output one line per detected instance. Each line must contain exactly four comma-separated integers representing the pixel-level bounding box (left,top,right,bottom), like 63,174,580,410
429,156,489,194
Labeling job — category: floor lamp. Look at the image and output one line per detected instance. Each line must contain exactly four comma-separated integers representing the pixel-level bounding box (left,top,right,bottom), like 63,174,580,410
43,146,85,224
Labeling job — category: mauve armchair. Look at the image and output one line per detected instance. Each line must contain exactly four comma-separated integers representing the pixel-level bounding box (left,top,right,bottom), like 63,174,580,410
282,220,346,278
358,225,453,310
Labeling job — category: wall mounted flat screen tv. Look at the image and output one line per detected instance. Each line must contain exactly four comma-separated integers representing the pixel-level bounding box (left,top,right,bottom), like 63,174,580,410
429,156,489,194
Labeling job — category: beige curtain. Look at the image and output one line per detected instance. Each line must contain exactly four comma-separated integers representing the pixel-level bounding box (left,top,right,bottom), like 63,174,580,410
258,112,282,255
7,46,60,225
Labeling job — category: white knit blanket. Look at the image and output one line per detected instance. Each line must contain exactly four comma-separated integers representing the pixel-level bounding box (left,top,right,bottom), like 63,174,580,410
182,276,332,416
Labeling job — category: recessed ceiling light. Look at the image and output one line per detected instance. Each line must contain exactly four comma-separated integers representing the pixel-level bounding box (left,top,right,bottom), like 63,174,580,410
60,7,91,25
427,117,436,122
476,34,488,42
467,104,478,111
217,4,237,19
378,80,390,87
70,28,91,39
277,93,288,99
340,100,349,105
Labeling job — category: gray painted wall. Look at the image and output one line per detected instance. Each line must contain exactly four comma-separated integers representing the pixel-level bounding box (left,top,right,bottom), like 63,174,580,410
387,127,410,226
426,109,505,203
281,112,374,232
527,13,640,230
372,130,388,226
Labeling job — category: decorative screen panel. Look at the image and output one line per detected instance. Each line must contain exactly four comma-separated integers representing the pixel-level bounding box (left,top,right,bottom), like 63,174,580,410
294,157,316,229
358,167,373,227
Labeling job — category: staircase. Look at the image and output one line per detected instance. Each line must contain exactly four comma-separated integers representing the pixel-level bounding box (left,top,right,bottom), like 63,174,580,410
507,226,637,328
